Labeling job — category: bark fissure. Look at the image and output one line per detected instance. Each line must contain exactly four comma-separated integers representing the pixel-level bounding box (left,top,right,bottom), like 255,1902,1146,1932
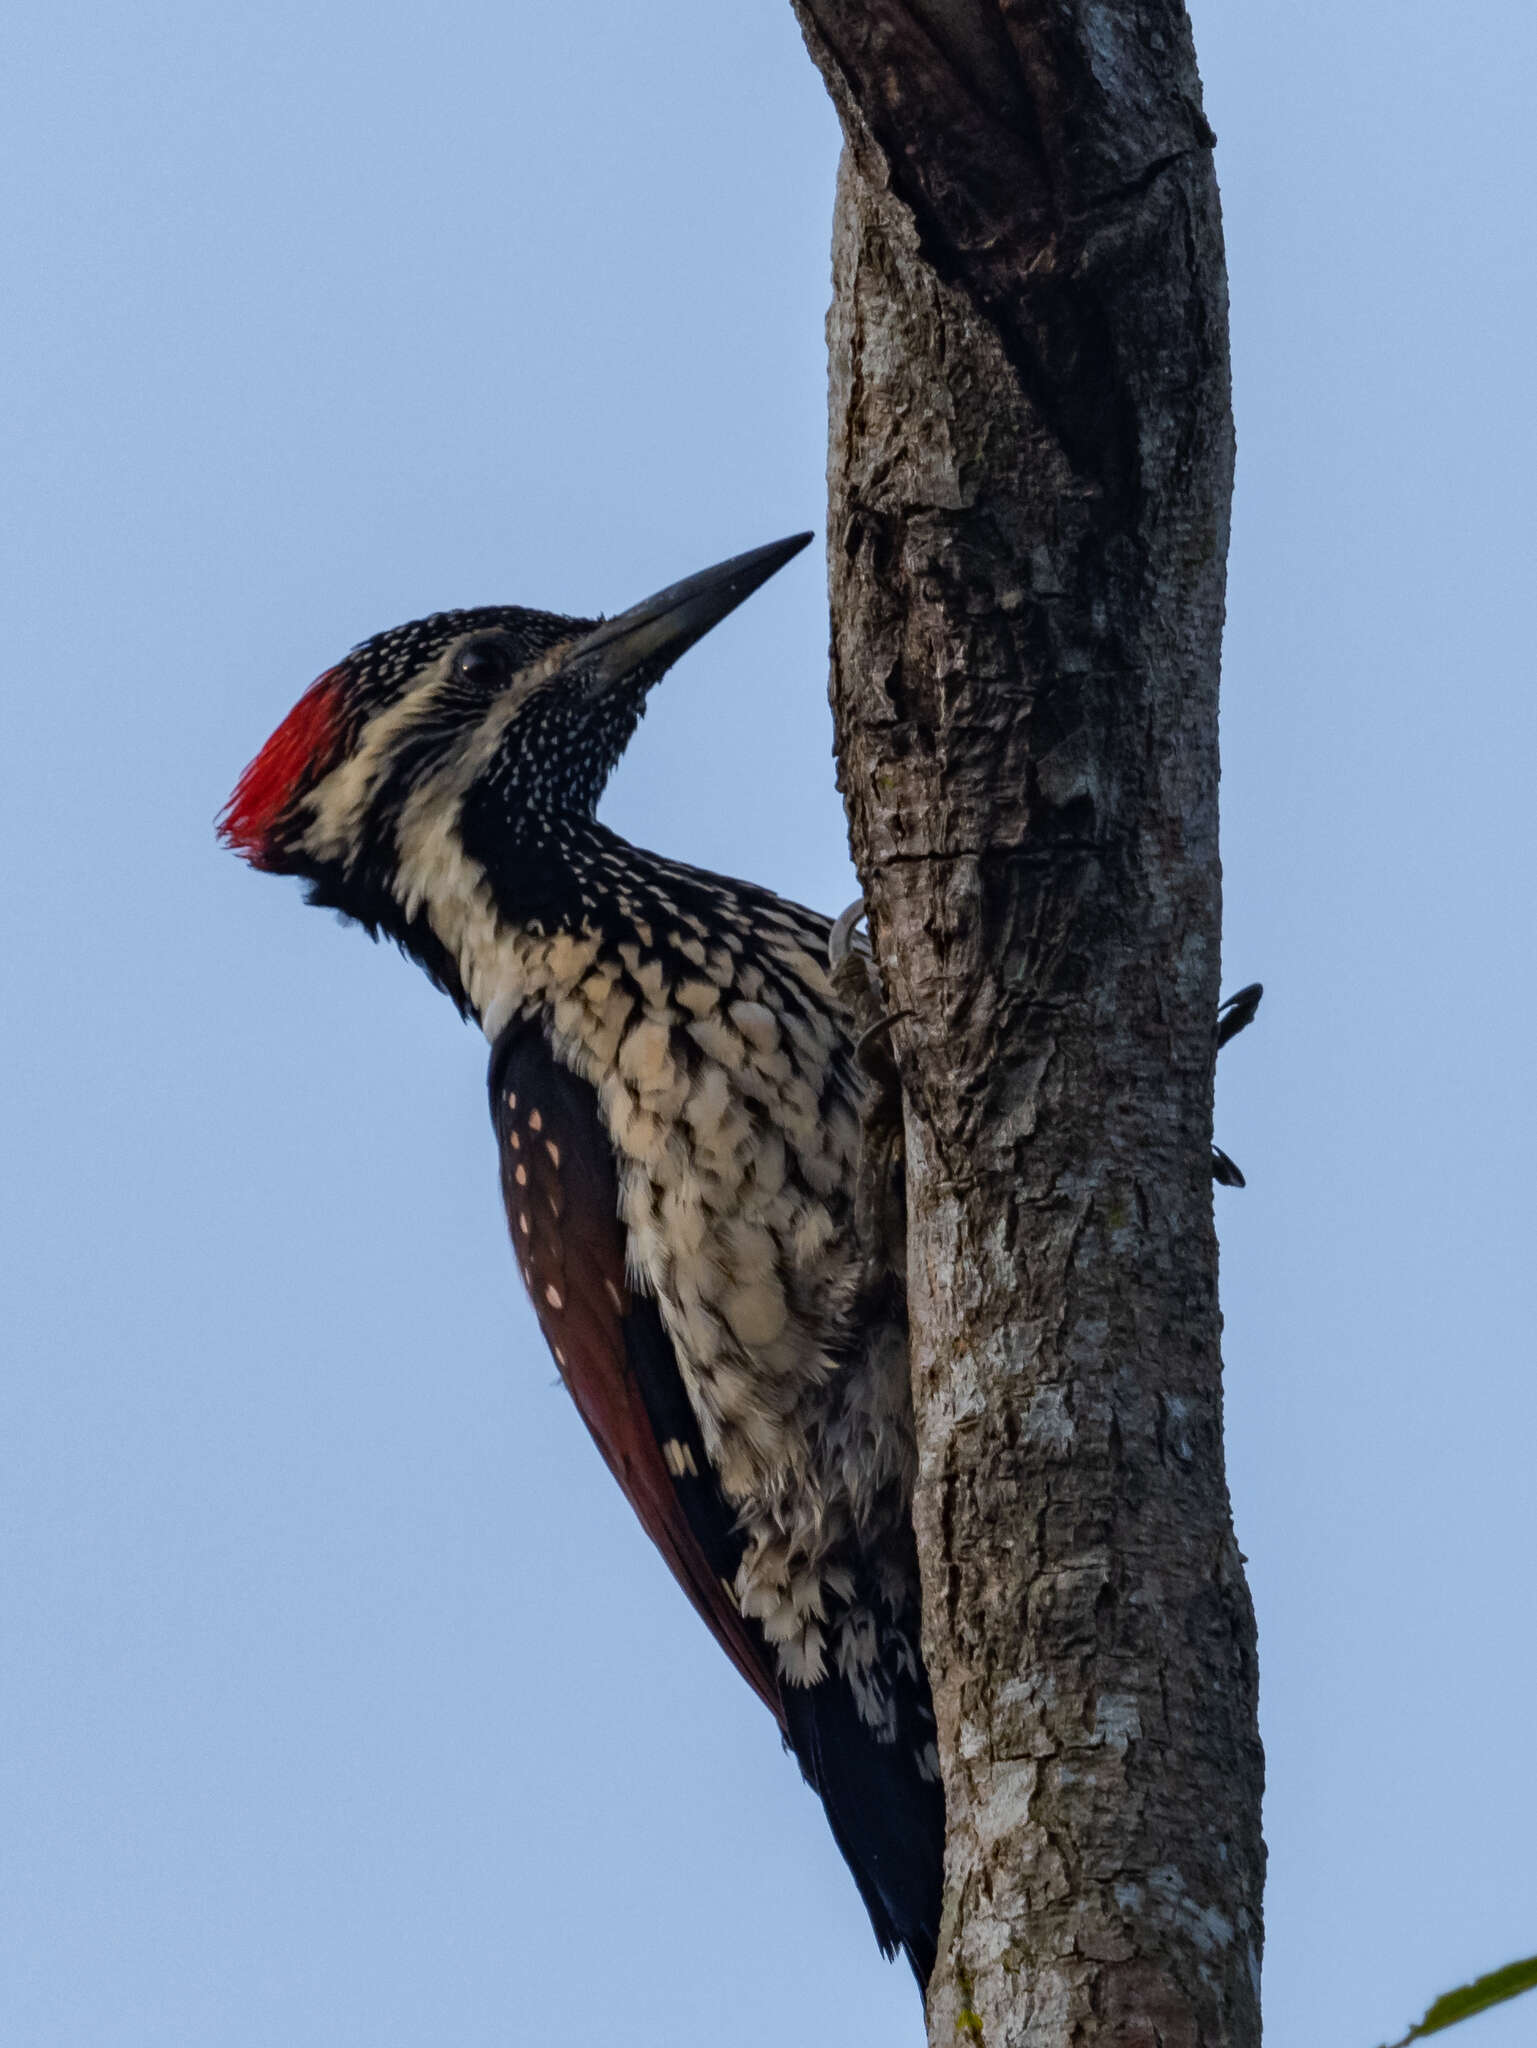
792,3,1264,2043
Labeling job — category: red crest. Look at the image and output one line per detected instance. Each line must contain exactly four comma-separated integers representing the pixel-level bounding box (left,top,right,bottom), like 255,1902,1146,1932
219,670,344,868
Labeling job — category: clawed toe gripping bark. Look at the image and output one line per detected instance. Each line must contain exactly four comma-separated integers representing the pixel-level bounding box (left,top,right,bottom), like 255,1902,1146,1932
829,899,909,1301
1213,981,1264,1186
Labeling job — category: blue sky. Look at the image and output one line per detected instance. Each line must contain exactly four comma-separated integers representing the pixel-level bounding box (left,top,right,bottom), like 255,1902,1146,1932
4,5,1534,2045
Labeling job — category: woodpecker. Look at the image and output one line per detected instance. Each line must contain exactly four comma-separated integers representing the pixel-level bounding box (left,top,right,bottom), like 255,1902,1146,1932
220,534,945,1985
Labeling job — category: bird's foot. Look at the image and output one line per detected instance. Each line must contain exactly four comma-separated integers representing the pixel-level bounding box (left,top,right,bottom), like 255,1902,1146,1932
829,899,908,1297
1211,1144,1246,1189
1217,982,1263,1049
1213,981,1263,1186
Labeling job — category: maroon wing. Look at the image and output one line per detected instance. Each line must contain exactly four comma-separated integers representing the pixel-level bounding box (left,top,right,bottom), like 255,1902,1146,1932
489,1018,785,1731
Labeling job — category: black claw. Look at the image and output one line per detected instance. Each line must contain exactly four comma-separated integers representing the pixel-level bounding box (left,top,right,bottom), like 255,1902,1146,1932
1211,1145,1247,1189
828,898,868,973
1217,982,1263,1049
1214,985,1261,1186
854,1008,912,1063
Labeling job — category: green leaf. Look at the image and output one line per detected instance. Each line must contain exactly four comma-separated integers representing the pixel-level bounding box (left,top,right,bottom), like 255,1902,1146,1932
1379,1954,1537,2048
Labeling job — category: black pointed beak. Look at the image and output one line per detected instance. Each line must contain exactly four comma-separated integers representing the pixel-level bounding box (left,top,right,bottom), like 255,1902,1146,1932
569,532,813,686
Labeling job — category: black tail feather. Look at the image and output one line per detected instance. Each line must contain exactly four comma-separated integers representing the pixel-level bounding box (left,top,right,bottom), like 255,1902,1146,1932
782,1663,944,1990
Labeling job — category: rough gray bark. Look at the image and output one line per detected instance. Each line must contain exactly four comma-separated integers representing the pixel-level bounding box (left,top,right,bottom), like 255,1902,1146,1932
789,5,1264,2044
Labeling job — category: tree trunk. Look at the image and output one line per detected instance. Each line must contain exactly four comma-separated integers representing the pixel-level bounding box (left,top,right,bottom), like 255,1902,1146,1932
789,6,1265,2043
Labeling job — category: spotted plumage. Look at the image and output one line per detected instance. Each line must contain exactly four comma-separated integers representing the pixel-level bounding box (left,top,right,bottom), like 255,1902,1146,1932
221,536,943,1986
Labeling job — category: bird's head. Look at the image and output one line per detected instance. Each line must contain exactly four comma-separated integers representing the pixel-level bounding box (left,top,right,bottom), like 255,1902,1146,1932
219,533,812,967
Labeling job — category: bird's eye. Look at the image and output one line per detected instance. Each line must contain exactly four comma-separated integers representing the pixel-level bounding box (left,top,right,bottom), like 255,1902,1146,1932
454,639,508,686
